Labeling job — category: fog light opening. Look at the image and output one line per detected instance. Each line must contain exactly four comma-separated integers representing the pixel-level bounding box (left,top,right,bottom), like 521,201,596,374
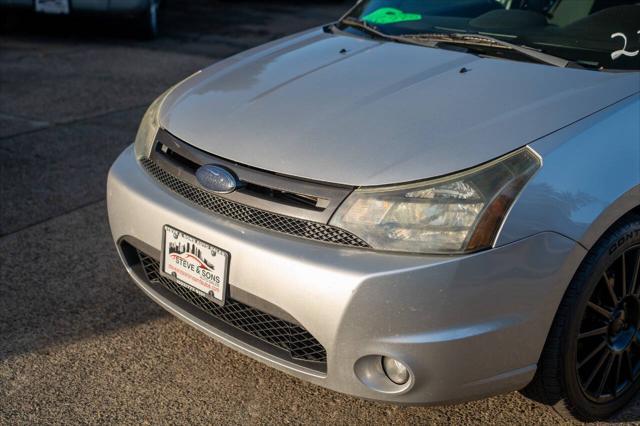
381,356,410,385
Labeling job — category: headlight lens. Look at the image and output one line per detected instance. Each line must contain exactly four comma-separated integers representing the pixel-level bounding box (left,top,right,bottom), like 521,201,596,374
133,89,171,159
330,148,541,254
134,71,202,158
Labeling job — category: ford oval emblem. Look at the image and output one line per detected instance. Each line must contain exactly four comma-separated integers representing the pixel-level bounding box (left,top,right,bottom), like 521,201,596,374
195,165,238,194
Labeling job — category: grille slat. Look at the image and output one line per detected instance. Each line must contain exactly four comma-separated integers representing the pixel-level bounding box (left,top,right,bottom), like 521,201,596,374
137,251,327,364
140,158,370,248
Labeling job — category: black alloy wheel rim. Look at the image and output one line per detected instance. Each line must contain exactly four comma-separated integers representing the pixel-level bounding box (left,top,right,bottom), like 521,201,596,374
577,245,640,403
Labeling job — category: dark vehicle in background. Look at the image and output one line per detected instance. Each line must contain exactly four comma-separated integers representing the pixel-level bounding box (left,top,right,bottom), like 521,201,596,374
0,0,161,37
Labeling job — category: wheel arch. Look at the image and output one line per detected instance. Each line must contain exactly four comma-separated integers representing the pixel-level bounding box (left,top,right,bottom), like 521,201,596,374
580,186,640,250
521,203,640,421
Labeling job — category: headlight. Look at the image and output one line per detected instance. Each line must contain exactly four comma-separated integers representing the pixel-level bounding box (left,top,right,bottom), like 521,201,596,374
330,147,541,254
134,71,202,158
133,90,170,159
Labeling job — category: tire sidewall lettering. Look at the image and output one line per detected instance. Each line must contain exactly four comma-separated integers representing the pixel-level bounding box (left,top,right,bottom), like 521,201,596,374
608,229,640,255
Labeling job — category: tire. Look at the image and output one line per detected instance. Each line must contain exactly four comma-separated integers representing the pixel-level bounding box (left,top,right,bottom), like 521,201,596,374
134,0,160,39
0,9,25,33
522,214,640,421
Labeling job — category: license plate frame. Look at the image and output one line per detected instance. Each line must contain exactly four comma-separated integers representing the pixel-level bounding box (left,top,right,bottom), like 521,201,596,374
161,225,230,306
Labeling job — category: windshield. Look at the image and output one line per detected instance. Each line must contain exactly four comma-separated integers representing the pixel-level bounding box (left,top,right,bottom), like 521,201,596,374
344,0,640,70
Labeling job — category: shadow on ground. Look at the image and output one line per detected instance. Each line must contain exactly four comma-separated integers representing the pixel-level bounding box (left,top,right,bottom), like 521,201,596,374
0,202,168,361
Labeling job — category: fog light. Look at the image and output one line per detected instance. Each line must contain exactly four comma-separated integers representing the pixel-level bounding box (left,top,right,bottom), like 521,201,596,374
381,357,410,385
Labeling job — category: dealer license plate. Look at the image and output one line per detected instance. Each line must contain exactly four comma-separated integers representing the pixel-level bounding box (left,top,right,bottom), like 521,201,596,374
35,0,70,14
162,226,229,305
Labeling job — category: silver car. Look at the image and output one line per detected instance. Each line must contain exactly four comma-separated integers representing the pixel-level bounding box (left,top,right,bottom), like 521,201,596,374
107,0,640,421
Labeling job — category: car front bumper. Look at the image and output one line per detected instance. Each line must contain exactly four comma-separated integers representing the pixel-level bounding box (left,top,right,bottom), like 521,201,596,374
107,145,587,404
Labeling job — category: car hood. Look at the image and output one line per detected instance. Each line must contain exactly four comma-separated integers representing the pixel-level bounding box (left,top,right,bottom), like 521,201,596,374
160,28,639,186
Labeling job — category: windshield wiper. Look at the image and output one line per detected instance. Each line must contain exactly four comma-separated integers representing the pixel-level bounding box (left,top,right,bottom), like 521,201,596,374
338,17,583,69
403,32,584,68
337,17,437,49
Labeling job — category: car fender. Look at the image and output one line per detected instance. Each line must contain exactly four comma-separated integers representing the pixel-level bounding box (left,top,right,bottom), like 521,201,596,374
496,93,640,251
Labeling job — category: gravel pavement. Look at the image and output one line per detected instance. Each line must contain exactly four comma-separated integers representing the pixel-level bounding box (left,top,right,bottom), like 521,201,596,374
0,1,638,424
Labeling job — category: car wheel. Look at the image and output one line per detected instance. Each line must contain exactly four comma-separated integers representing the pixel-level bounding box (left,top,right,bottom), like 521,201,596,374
522,214,640,421
135,0,160,39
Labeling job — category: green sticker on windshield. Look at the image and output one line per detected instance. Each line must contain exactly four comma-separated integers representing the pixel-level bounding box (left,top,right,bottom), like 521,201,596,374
362,7,422,25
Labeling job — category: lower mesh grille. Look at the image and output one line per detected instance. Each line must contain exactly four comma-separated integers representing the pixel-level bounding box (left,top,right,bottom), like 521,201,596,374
140,158,370,248
137,250,327,364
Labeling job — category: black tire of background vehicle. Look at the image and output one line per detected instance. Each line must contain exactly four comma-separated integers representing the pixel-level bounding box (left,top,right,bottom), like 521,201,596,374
522,213,640,421
134,0,160,39
0,10,23,33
